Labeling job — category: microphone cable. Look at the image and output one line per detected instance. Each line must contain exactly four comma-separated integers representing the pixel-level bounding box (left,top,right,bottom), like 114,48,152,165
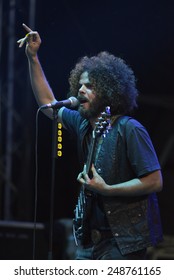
32,107,42,260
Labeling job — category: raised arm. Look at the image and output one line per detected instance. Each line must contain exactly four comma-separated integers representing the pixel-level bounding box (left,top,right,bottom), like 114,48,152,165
17,23,57,119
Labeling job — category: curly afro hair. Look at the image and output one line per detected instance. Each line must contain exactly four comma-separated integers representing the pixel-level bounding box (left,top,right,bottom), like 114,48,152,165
68,51,138,115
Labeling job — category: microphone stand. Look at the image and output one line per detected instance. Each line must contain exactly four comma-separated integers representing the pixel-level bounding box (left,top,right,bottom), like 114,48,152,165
48,108,58,260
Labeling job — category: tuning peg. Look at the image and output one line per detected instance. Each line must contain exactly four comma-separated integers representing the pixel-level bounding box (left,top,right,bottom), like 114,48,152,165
105,106,111,115
101,112,106,117
98,116,104,122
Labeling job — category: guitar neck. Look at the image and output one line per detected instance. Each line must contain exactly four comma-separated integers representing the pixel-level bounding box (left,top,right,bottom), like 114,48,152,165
85,106,111,176
85,130,97,176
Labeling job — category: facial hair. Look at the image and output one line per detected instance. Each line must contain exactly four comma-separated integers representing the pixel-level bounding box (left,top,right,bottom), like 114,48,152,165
78,96,105,120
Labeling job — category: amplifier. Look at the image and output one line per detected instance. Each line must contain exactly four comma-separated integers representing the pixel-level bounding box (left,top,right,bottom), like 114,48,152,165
0,220,47,260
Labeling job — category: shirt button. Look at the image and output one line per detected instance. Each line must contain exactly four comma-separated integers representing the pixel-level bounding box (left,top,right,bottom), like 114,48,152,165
107,210,111,215
114,233,119,237
97,168,101,173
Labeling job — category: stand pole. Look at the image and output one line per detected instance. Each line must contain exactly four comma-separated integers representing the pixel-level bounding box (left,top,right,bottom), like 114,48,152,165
48,108,58,260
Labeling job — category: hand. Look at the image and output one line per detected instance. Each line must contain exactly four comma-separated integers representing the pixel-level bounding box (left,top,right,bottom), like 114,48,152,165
77,164,110,195
17,23,41,58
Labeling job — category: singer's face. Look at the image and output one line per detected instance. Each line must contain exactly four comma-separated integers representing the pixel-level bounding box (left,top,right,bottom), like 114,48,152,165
78,71,103,119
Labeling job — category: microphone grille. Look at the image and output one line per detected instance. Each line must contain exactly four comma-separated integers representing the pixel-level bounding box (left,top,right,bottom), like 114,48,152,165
69,96,79,107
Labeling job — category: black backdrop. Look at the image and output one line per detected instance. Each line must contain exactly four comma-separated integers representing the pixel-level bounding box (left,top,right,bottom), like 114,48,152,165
1,0,174,236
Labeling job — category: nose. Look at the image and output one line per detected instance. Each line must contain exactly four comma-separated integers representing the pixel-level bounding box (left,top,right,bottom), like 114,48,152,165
79,84,86,94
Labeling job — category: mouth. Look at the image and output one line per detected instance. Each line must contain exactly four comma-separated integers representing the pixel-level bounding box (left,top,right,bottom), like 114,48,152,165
77,96,88,104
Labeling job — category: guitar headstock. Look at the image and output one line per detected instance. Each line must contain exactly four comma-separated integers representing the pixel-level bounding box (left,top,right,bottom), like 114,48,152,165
94,106,112,137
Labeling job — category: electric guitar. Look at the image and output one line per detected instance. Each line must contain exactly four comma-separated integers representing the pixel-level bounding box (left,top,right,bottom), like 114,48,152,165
73,106,111,244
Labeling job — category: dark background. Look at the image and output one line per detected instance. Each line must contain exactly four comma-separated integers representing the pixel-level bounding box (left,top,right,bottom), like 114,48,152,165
0,0,174,258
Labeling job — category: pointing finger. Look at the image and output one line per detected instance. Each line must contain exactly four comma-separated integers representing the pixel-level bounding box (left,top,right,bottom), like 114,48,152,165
22,23,33,33
17,23,32,48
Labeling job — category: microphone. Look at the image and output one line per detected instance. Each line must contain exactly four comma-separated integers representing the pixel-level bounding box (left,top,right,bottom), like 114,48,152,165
40,96,79,110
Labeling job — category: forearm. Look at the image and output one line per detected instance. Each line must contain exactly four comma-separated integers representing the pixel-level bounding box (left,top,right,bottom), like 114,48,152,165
104,170,163,196
28,55,57,118
82,167,163,196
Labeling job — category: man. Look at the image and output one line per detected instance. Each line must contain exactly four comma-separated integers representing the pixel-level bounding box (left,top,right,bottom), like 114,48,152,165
17,24,163,260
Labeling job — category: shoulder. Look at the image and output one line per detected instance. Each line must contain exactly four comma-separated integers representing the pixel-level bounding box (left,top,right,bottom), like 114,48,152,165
59,107,84,127
59,107,90,136
118,116,145,131
116,115,149,138
118,115,143,128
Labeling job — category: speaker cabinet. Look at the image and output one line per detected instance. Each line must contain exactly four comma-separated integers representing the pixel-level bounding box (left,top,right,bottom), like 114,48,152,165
0,221,47,260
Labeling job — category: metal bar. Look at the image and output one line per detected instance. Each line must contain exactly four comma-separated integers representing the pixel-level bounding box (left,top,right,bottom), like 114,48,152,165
4,0,16,219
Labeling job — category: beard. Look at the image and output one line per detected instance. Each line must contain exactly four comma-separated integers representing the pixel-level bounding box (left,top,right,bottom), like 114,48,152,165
78,96,105,120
